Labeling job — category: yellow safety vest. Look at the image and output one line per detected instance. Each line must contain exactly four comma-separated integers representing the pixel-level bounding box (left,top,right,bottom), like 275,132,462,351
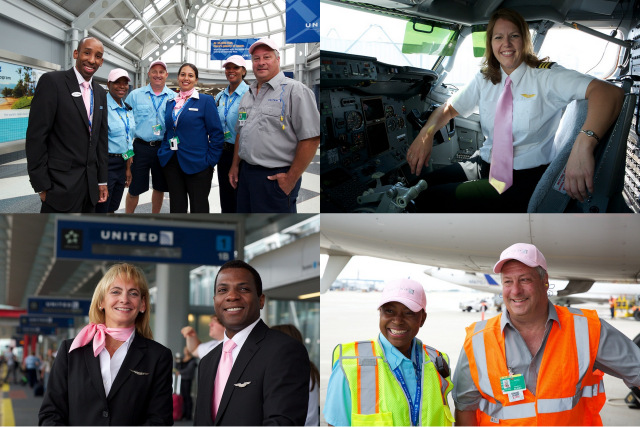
333,338,455,426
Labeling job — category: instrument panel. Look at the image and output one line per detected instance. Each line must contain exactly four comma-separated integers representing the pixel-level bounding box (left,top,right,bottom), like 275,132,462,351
320,50,439,212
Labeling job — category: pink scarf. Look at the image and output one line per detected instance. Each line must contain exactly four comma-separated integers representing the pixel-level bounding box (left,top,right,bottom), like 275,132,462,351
174,88,195,111
69,323,135,357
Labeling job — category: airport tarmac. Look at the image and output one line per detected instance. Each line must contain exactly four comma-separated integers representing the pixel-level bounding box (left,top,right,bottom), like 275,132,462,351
320,290,640,425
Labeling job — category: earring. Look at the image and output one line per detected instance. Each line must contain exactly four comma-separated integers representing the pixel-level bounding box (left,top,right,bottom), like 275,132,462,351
140,310,144,314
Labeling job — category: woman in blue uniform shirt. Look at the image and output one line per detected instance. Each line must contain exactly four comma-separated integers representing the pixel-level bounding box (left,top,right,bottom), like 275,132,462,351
95,68,135,213
157,63,224,213
216,55,249,213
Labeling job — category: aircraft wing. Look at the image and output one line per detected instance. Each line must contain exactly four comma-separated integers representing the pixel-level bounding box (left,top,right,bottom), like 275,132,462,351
321,214,640,292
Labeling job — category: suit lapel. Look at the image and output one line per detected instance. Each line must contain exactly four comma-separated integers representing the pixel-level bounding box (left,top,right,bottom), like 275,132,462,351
65,68,91,131
107,333,146,400
203,345,222,424
215,320,268,424
83,344,107,401
91,80,102,136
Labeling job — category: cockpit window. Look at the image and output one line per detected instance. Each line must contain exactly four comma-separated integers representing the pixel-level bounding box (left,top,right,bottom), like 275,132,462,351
402,21,460,56
537,27,623,79
321,1,441,69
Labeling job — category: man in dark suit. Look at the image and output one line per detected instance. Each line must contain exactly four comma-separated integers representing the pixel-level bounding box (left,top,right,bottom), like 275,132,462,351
194,260,310,426
26,36,108,213
39,333,173,425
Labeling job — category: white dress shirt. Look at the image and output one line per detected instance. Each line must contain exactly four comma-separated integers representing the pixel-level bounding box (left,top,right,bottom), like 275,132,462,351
221,317,261,366
450,61,593,169
98,329,135,397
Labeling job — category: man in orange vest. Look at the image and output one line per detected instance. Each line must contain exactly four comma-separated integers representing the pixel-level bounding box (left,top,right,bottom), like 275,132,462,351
453,243,640,426
609,296,616,319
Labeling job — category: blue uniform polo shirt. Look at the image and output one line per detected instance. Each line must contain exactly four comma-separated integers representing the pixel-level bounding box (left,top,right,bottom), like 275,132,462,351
215,81,248,144
106,93,135,154
125,84,176,142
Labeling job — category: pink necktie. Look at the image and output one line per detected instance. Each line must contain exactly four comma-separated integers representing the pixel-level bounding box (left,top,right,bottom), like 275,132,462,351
489,75,513,194
68,323,135,357
81,81,92,121
212,339,237,420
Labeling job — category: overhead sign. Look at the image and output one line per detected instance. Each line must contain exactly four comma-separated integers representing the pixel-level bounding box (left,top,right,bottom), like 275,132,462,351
55,218,235,265
19,315,75,328
210,38,259,60
17,326,56,335
286,0,320,43
27,297,91,316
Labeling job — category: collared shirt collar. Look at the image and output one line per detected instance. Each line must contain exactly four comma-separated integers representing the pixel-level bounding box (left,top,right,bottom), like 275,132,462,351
378,332,416,371
250,71,285,93
143,83,173,97
224,80,249,98
73,66,93,87
500,61,527,88
107,92,125,110
222,317,260,349
501,300,559,332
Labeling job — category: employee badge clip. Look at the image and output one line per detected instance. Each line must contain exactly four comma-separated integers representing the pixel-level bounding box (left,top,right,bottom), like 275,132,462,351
238,108,247,127
500,372,525,402
152,123,163,136
122,149,135,160
170,136,179,151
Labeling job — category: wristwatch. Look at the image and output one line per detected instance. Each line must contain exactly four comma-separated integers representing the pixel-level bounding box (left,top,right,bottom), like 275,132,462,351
580,129,600,143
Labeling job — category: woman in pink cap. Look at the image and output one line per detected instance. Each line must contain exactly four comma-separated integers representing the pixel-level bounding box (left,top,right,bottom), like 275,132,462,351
39,263,173,425
216,55,250,213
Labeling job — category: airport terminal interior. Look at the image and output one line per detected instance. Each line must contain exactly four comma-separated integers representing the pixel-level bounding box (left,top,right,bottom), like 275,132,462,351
0,0,640,426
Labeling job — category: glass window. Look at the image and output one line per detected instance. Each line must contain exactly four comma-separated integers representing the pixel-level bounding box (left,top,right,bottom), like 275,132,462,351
443,35,484,88
266,299,320,367
537,27,622,79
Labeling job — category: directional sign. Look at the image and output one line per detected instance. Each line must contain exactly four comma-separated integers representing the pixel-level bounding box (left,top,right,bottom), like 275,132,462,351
55,218,235,265
19,315,75,328
27,297,91,316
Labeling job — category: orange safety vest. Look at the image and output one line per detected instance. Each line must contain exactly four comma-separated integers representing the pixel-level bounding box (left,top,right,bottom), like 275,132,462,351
463,305,605,425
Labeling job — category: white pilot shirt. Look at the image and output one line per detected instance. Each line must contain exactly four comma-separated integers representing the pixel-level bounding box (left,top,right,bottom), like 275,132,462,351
98,329,135,397
450,61,594,169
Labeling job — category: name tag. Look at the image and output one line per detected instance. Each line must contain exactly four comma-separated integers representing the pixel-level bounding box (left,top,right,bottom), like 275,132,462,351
71,92,82,97
188,108,198,111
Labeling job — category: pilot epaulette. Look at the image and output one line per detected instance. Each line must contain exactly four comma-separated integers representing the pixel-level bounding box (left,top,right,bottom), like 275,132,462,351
537,62,556,69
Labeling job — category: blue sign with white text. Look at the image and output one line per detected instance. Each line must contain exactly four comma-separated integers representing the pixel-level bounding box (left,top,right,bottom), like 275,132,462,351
27,297,91,316
17,326,56,336
20,315,75,328
56,219,235,265
211,39,259,60
286,0,320,43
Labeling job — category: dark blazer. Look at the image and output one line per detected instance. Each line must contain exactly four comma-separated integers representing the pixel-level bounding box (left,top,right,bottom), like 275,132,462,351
26,67,108,212
39,332,173,426
194,319,310,426
157,93,224,174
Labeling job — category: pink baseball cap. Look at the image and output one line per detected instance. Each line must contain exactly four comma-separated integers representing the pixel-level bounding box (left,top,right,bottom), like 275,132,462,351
222,55,247,68
108,68,130,83
249,38,279,54
377,279,426,313
493,243,547,273
149,60,167,71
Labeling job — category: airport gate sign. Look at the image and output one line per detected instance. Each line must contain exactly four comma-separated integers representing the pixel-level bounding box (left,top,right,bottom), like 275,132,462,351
55,217,235,265
27,297,91,316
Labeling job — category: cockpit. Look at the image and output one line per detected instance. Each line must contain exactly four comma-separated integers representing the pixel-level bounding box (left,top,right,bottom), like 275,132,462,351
319,0,638,213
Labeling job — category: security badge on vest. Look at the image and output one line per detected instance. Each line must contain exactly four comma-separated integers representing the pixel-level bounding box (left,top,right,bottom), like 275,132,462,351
500,371,525,402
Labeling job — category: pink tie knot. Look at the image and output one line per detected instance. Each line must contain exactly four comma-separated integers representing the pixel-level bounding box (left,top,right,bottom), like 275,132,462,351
82,81,90,90
222,339,237,353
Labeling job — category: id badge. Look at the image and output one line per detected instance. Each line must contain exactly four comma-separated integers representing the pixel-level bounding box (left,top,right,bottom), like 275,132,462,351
238,108,247,127
500,374,525,402
224,131,232,141
152,123,163,136
122,149,135,160
170,136,179,151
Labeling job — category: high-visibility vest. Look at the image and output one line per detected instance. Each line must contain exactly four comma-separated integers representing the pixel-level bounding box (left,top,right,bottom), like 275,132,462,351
333,338,454,426
463,305,606,425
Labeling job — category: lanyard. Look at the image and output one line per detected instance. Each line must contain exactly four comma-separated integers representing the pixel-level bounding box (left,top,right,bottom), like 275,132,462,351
149,93,167,122
116,107,131,143
86,85,94,132
391,344,422,426
172,98,191,129
279,84,287,118
222,92,238,131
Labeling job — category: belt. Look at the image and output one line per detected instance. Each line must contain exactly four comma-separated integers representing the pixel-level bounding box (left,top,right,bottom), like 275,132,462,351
134,138,162,147
108,153,124,157
223,142,235,153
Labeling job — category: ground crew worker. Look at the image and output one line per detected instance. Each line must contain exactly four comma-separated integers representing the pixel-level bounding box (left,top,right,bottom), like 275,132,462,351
609,296,616,319
453,243,640,426
324,279,454,426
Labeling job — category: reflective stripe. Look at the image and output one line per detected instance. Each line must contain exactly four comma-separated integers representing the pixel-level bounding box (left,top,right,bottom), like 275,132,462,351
572,311,590,387
355,341,378,415
479,398,536,419
424,345,448,404
471,324,494,398
537,380,604,413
